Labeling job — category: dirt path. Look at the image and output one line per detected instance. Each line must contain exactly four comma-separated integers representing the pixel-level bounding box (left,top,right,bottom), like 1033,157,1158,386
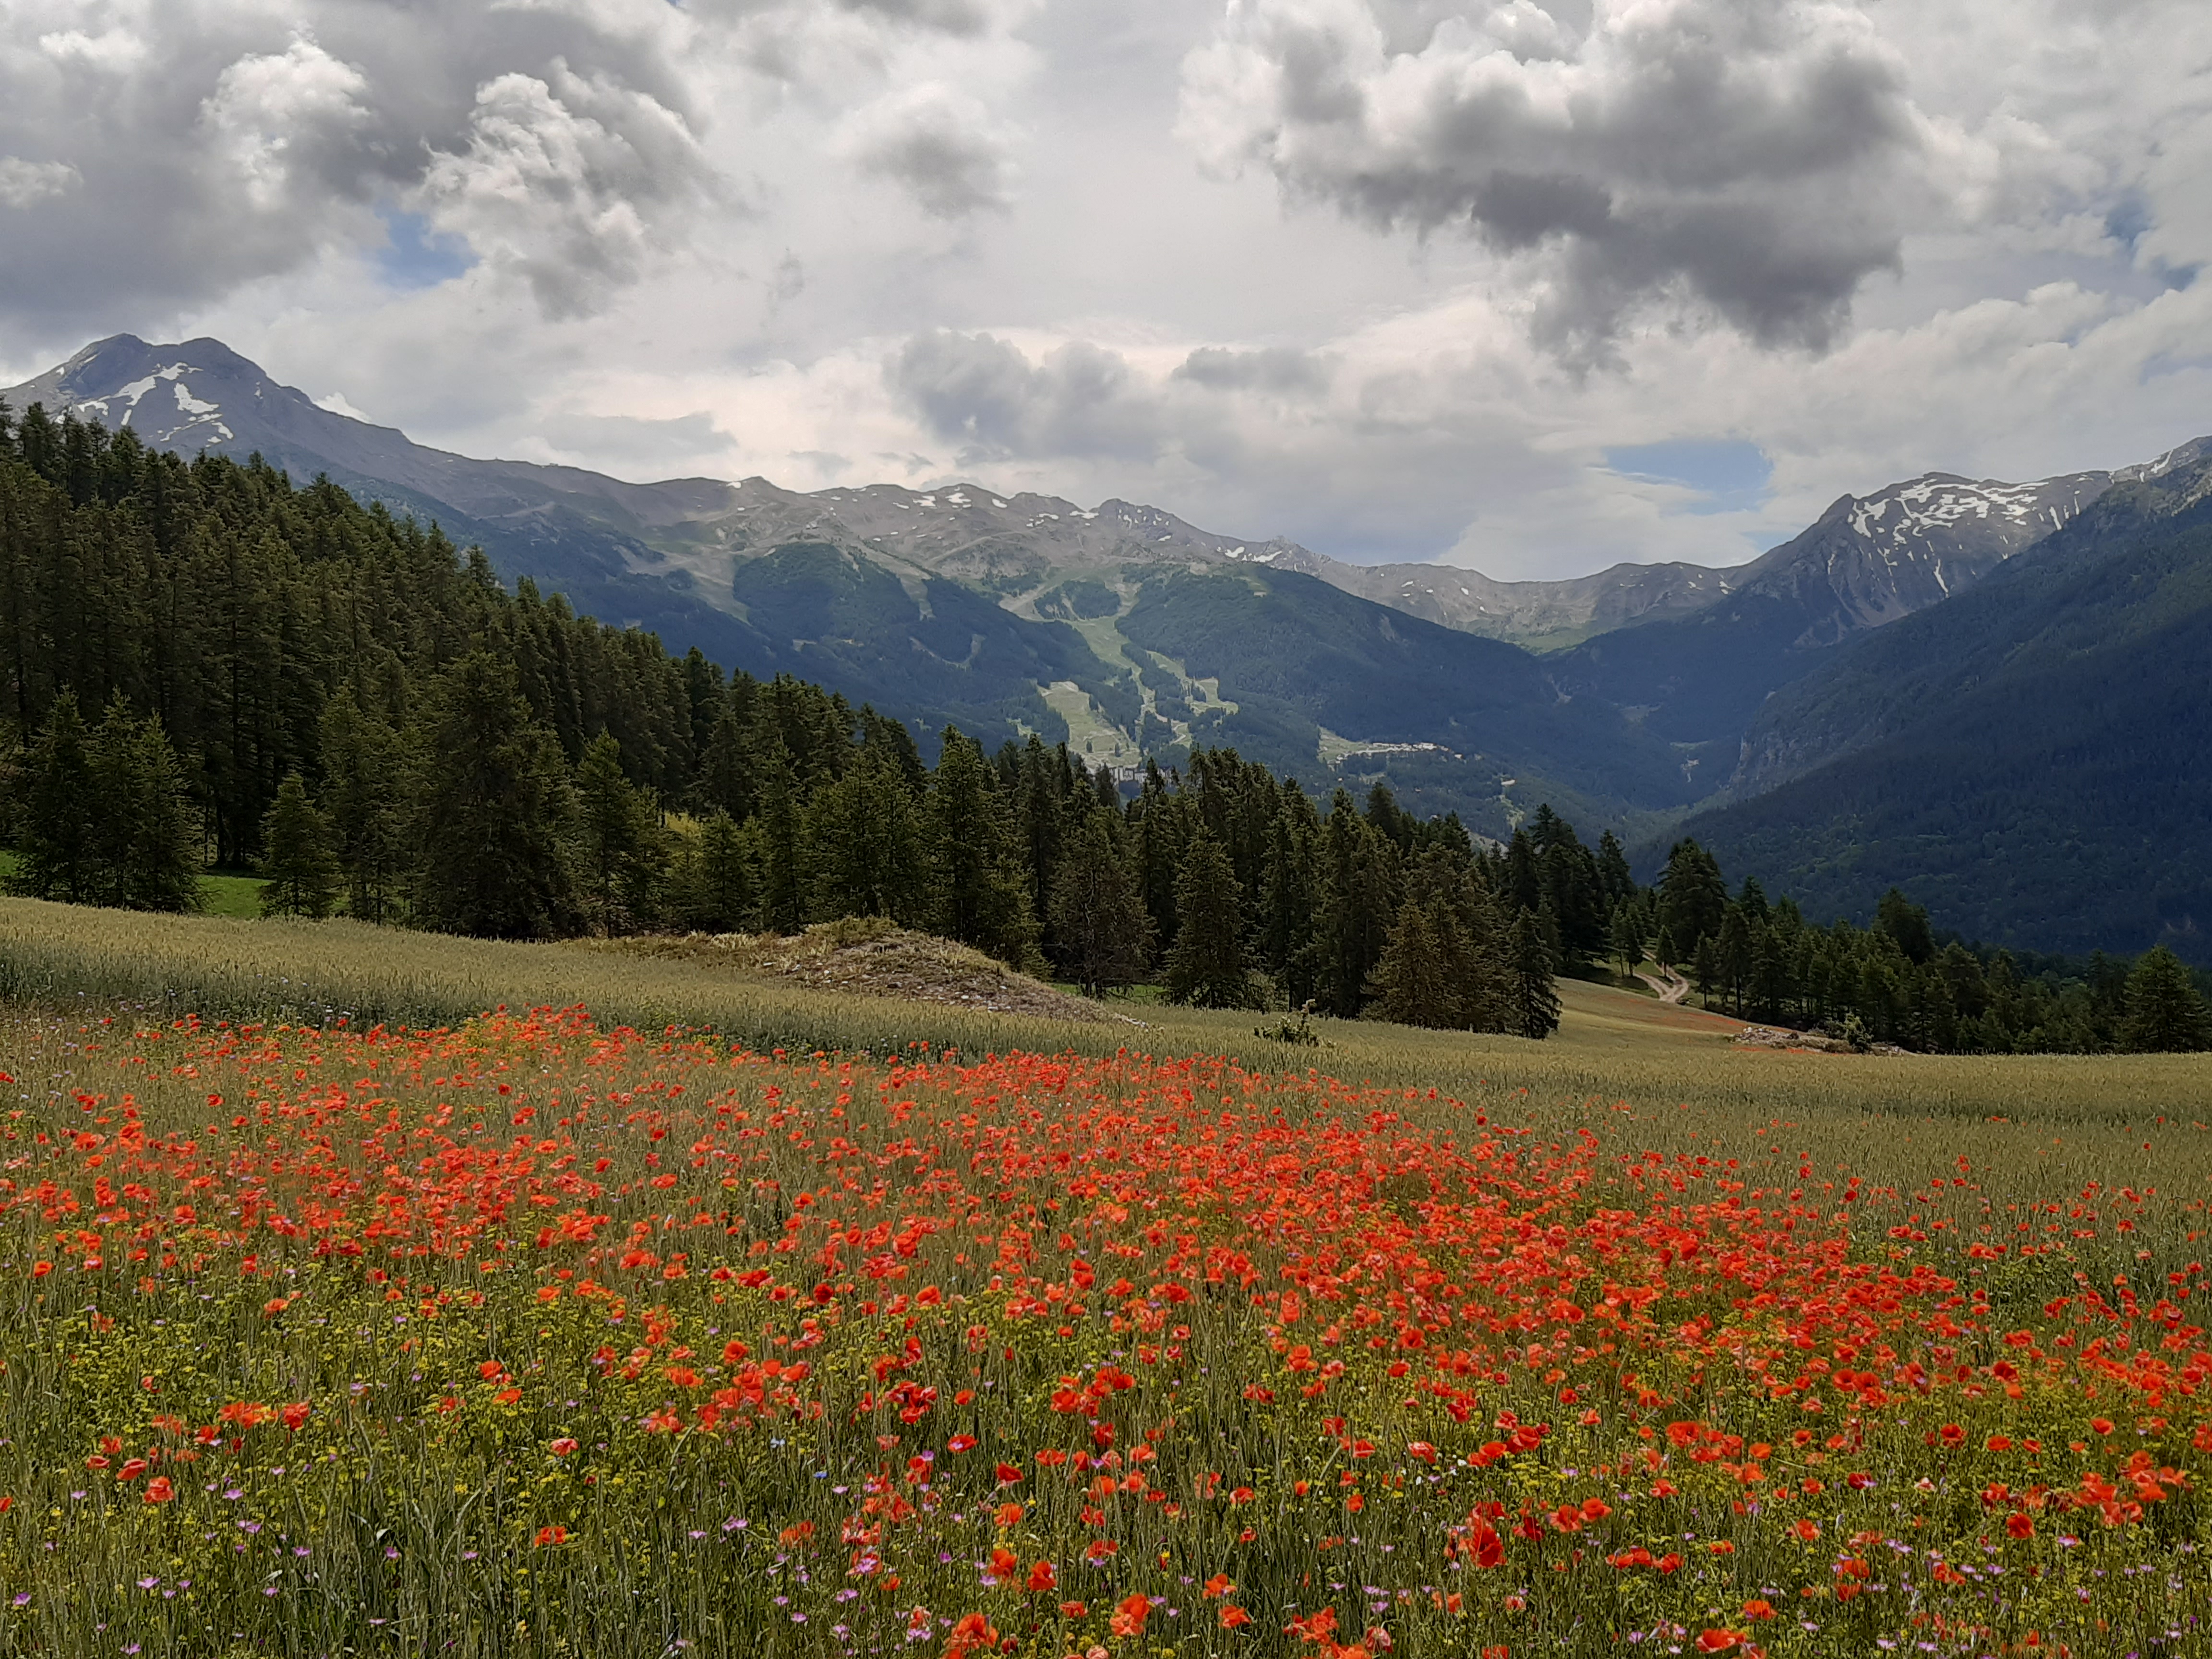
1636,966,1691,1004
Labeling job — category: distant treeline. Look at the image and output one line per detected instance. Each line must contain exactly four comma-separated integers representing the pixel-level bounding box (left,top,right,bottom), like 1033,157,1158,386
1633,842,2210,1055
1,402,2202,1054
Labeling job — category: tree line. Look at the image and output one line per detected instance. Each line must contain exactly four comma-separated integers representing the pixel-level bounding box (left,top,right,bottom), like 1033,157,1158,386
1634,840,2211,1055
2,401,2201,1052
0,403,1563,1034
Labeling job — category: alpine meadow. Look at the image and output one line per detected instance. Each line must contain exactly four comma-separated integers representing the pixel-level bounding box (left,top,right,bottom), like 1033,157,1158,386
6,0,2212,1655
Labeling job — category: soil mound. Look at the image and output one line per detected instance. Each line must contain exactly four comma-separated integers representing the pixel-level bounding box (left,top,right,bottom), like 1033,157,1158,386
602,918,1107,1023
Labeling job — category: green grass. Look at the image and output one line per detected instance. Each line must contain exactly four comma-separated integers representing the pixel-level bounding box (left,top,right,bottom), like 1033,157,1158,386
0,851,267,917
199,868,267,917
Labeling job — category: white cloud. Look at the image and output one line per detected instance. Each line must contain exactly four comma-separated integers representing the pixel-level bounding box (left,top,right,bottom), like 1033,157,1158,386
418,64,718,318
202,37,371,211
2,0,2208,590
0,156,79,208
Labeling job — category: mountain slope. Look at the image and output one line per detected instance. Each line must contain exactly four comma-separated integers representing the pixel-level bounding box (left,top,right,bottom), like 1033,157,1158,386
9,334,1726,652
1557,467,2115,745
0,334,1698,827
1252,546,1737,648
1119,566,1702,815
1726,438,2212,795
1674,445,2212,960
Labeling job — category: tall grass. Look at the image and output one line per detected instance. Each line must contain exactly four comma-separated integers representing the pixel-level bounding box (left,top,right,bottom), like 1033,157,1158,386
0,899,1094,1059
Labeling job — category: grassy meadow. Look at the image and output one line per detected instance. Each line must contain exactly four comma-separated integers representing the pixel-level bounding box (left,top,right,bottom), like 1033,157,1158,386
1,899,2210,1658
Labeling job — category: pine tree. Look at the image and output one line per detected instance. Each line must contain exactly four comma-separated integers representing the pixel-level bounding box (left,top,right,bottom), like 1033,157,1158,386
694,707,755,820
1875,887,1936,965
1367,902,1459,1028
258,773,341,919
1596,829,1635,910
1609,904,1646,978
2121,946,2211,1052
1692,936,1720,1009
1302,792,1400,1016
1509,908,1561,1039
750,737,804,933
802,749,931,925
1048,813,1154,997
1164,828,1262,1009
680,811,756,933
410,653,578,939
1657,839,1728,955
1717,907,1753,1016
1258,790,1319,998
8,691,96,902
1017,734,1068,924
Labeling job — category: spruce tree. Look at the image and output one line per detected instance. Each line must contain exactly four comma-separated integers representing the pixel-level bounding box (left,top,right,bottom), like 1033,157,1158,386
1048,813,1154,997
2121,946,2210,1052
9,692,96,902
1164,828,1261,1009
1509,907,1562,1039
258,773,341,919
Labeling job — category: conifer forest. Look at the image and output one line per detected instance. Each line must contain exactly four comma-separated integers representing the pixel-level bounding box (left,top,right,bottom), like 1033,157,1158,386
0,405,2203,1055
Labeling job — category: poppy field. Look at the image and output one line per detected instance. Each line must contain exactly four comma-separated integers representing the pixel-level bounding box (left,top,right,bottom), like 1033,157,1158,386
2,1001,2211,1659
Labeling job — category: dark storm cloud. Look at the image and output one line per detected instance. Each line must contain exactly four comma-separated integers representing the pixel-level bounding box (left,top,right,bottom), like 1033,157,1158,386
1181,0,1936,351
1174,345,1334,395
886,330,1165,460
845,85,1017,219
0,1,714,336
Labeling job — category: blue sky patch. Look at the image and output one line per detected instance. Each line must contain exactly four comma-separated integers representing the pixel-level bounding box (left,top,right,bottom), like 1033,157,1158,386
1604,438,1773,515
374,209,476,291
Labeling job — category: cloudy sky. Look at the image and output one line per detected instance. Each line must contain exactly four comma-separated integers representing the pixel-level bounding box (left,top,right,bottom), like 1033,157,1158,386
1,0,2207,578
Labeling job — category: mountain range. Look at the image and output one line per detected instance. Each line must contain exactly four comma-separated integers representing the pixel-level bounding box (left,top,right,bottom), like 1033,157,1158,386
8,333,2211,959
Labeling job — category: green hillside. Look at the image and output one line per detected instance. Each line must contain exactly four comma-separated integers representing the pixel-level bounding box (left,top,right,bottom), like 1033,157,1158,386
1677,470,2212,959
1119,565,1702,823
